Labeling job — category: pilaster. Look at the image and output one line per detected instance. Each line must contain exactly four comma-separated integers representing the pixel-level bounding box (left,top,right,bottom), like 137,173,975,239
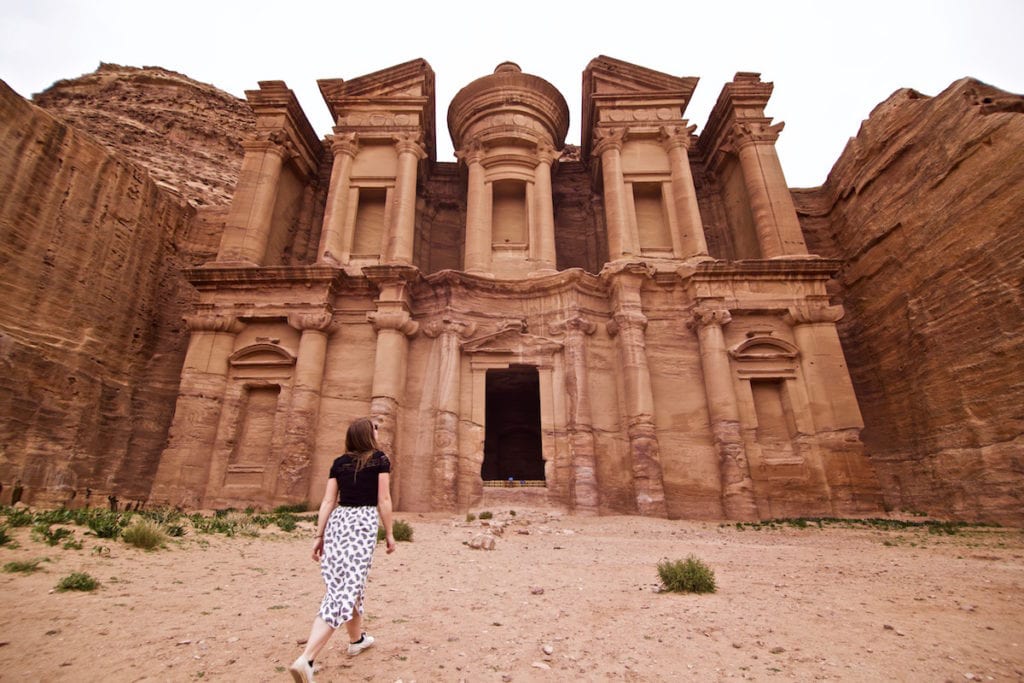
593,128,636,260
386,133,428,264
659,124,709,258
601,262,666,516
688,304,758,520
548,314,600,514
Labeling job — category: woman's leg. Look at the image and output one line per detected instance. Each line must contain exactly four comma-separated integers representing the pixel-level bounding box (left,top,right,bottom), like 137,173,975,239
300,616,335,661
344,602,362,642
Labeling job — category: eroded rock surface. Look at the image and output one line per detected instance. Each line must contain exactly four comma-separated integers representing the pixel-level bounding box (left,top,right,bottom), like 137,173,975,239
794,78,1024,524
33,63,255,207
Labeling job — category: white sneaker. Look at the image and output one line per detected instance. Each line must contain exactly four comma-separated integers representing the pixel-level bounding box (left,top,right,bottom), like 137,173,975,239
289,655,314,683
347,633,375,656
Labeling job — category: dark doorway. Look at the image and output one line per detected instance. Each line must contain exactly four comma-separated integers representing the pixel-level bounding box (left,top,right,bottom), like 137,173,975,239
482,365,545,482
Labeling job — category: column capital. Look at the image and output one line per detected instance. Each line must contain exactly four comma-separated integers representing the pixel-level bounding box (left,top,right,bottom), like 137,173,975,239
394,132,428,159
659,123,697,152
687,304,733,331
243,128,296,160
328,131,359,158
725,120,785,152
784,301,844,325
536,142,559,165
287,310,334,332
183,314,245,334
599,260,656,282
368,309,419,337
549,315,597,337
607,310,648,337
455,140,486,166
591,127,627,157
423,318,477,339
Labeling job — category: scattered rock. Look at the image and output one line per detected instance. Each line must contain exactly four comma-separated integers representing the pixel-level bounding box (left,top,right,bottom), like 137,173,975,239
542,644,554,655
530,587,545,595
531,661,551,670
469,534,496,550
770,646,785,654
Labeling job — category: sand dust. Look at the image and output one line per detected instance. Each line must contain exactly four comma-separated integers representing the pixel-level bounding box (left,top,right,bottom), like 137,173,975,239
1,508,1021,681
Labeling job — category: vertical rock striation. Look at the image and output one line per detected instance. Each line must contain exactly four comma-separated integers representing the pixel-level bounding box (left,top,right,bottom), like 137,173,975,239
794,79,1024,523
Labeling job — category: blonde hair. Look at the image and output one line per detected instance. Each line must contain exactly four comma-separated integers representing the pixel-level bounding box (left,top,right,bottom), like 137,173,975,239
345,417,379,472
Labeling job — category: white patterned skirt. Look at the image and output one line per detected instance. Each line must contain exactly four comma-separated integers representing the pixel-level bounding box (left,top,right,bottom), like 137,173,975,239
318,505,379,628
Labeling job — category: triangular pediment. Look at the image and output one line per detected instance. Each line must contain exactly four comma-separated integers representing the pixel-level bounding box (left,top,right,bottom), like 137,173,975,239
584,55,698,98
462,324,563,356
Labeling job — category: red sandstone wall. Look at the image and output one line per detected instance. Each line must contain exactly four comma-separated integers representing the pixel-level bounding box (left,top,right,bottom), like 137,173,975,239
0,81,197,505
794,78,1024,524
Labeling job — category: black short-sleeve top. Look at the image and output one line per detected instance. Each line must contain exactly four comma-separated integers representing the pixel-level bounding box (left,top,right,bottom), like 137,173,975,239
329,451,391,507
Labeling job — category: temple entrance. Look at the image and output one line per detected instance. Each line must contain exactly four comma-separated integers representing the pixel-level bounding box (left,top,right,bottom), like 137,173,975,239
481,365,545,482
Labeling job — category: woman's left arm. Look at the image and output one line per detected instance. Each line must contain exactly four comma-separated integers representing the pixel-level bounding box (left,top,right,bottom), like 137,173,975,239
377,473,395,554
311,477,339,562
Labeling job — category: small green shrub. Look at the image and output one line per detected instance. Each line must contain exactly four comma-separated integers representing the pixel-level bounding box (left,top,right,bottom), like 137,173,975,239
63,538,83,550
657,555,717,594
275,513,297,532
86,511,124,539
4,558,45,573
121,519,167,550
465,513,477,523
509,510,516,517
56,571,98,592
0,525,10,546
32,524,74,546
479,511,493,520
378,519,414,543
165,523,187,538
4,508,34,527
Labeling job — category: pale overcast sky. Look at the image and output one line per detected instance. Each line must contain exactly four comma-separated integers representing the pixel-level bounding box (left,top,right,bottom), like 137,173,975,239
1,0,1021,187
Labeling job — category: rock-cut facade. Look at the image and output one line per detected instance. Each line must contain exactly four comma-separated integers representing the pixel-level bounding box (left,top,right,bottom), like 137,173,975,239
148,57,885,519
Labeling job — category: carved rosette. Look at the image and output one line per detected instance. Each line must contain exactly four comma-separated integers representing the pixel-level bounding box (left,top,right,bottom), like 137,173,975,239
659,123,697,152
367,309,419,337
184,314,245,334
591,127,627,157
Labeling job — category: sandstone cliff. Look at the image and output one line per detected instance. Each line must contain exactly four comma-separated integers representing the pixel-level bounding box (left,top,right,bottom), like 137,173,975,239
0,80,201,504
33,63,255,208
794,79,1024,524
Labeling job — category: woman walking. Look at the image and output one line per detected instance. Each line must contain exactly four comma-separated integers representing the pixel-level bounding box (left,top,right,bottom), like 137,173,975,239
290,417,396,683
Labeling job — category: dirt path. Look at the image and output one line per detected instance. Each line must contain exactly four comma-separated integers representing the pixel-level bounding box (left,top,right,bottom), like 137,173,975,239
1,509,1021,681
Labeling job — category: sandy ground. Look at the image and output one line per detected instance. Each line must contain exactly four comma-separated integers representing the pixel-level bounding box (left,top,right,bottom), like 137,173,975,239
0,508,1022,682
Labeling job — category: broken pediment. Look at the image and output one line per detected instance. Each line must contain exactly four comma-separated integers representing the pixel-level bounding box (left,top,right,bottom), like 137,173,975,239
461,321,563,356
584,55,699,99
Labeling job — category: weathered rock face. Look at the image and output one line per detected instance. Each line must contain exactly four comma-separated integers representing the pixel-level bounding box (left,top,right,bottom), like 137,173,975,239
0,80,197,505
793,79,1024,524
33,63,255,207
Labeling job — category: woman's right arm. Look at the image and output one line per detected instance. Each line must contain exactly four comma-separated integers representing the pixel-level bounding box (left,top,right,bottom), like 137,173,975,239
311,477,339,562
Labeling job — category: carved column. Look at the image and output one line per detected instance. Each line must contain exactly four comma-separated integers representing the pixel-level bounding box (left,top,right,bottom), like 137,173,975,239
273,311,333,504
727,122,808,258
150,314,244,507
366,268,420,465
532,143,558,272
549,315,599,514
688,304,759,520
317,133,359,265
603,263,666,516
660,124,709,258
385,133,427,265
593,128,637,260
459,142,490,273
423,318,476,510
217,131,292,265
